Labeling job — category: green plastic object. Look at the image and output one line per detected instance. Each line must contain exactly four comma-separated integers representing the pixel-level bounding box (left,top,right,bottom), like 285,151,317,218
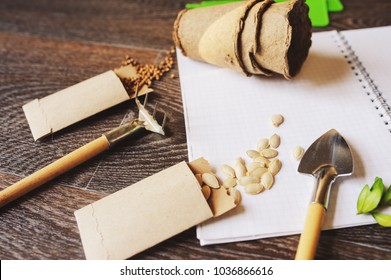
327,0,344,12
306,0,329,27
274,0,329,27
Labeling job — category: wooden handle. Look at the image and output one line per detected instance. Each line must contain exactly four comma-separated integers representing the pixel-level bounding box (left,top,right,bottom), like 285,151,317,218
295,202,326,260
0,135,110,208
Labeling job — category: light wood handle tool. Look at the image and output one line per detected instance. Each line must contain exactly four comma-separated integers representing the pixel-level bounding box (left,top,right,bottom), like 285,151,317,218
295,129,353,260
295,202,326,260
295,166,336,260
0,90,166,208
0,136,110,208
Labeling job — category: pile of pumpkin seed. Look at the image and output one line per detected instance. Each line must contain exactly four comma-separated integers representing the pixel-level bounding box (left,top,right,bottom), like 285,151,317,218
220,114,285,195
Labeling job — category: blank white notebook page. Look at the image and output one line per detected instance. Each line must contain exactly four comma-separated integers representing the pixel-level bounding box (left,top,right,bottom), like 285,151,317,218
177,28,391,245
341,26,391,128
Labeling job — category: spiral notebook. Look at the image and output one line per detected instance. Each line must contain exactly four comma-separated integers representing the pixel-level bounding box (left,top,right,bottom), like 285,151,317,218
176,26,391,245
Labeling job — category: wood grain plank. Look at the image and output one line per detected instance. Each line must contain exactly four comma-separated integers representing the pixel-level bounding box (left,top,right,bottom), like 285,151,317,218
132,226,391,260
0,0,185,50
0,32,170,191
86,64,188,193
0,172,103,259
0,0,390,50
0,0,390,260
327,0,391,31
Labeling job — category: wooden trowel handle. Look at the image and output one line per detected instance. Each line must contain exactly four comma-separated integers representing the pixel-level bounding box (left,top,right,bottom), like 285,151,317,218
0,136,110,208
295,202,326,260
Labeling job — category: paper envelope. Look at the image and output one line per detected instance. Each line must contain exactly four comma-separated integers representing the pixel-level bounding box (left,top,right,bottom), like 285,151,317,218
74,158,237,260
23,66,152,141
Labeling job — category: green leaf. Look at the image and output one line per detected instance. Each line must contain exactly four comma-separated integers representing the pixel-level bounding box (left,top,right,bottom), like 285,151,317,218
357,177,384,214
357,184,370,213
372,212,391,227
381,185,391,206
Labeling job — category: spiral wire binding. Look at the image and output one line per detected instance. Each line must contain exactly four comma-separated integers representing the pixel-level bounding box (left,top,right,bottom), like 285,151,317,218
333,31,391,133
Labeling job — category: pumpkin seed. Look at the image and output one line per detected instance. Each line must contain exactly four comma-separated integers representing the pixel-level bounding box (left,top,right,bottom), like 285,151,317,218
260,148,278,158
261,172,274,189
195,173,203,187
202,173,220,189
201,185,211,200
234,161,247,179
238,176,259,186
222,177,237,189
246,149,260,159
249,167,268,178
244,183,265,195
247,162,260,173
221,164,235,178
268,158,282,175
256,138,269,151
271,114,284,127
235,157,245,165
253,156,270,167
227,187,241,204
292,146,305,161
269,133,281,149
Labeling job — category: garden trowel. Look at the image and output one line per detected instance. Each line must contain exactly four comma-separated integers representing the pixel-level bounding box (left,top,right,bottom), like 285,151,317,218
295,129,353,260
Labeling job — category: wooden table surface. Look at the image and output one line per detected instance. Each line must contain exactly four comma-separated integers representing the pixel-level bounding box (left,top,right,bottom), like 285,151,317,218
1,0,390,260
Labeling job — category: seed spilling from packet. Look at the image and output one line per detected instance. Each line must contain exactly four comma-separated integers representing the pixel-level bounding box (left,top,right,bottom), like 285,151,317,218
194,169,241,205
218,115,285,196
120,47,176,93
202,173,220,189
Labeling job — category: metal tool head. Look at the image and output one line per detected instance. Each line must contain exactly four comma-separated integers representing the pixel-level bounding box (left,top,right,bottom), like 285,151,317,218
298,129,353,176
134,85,166,135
